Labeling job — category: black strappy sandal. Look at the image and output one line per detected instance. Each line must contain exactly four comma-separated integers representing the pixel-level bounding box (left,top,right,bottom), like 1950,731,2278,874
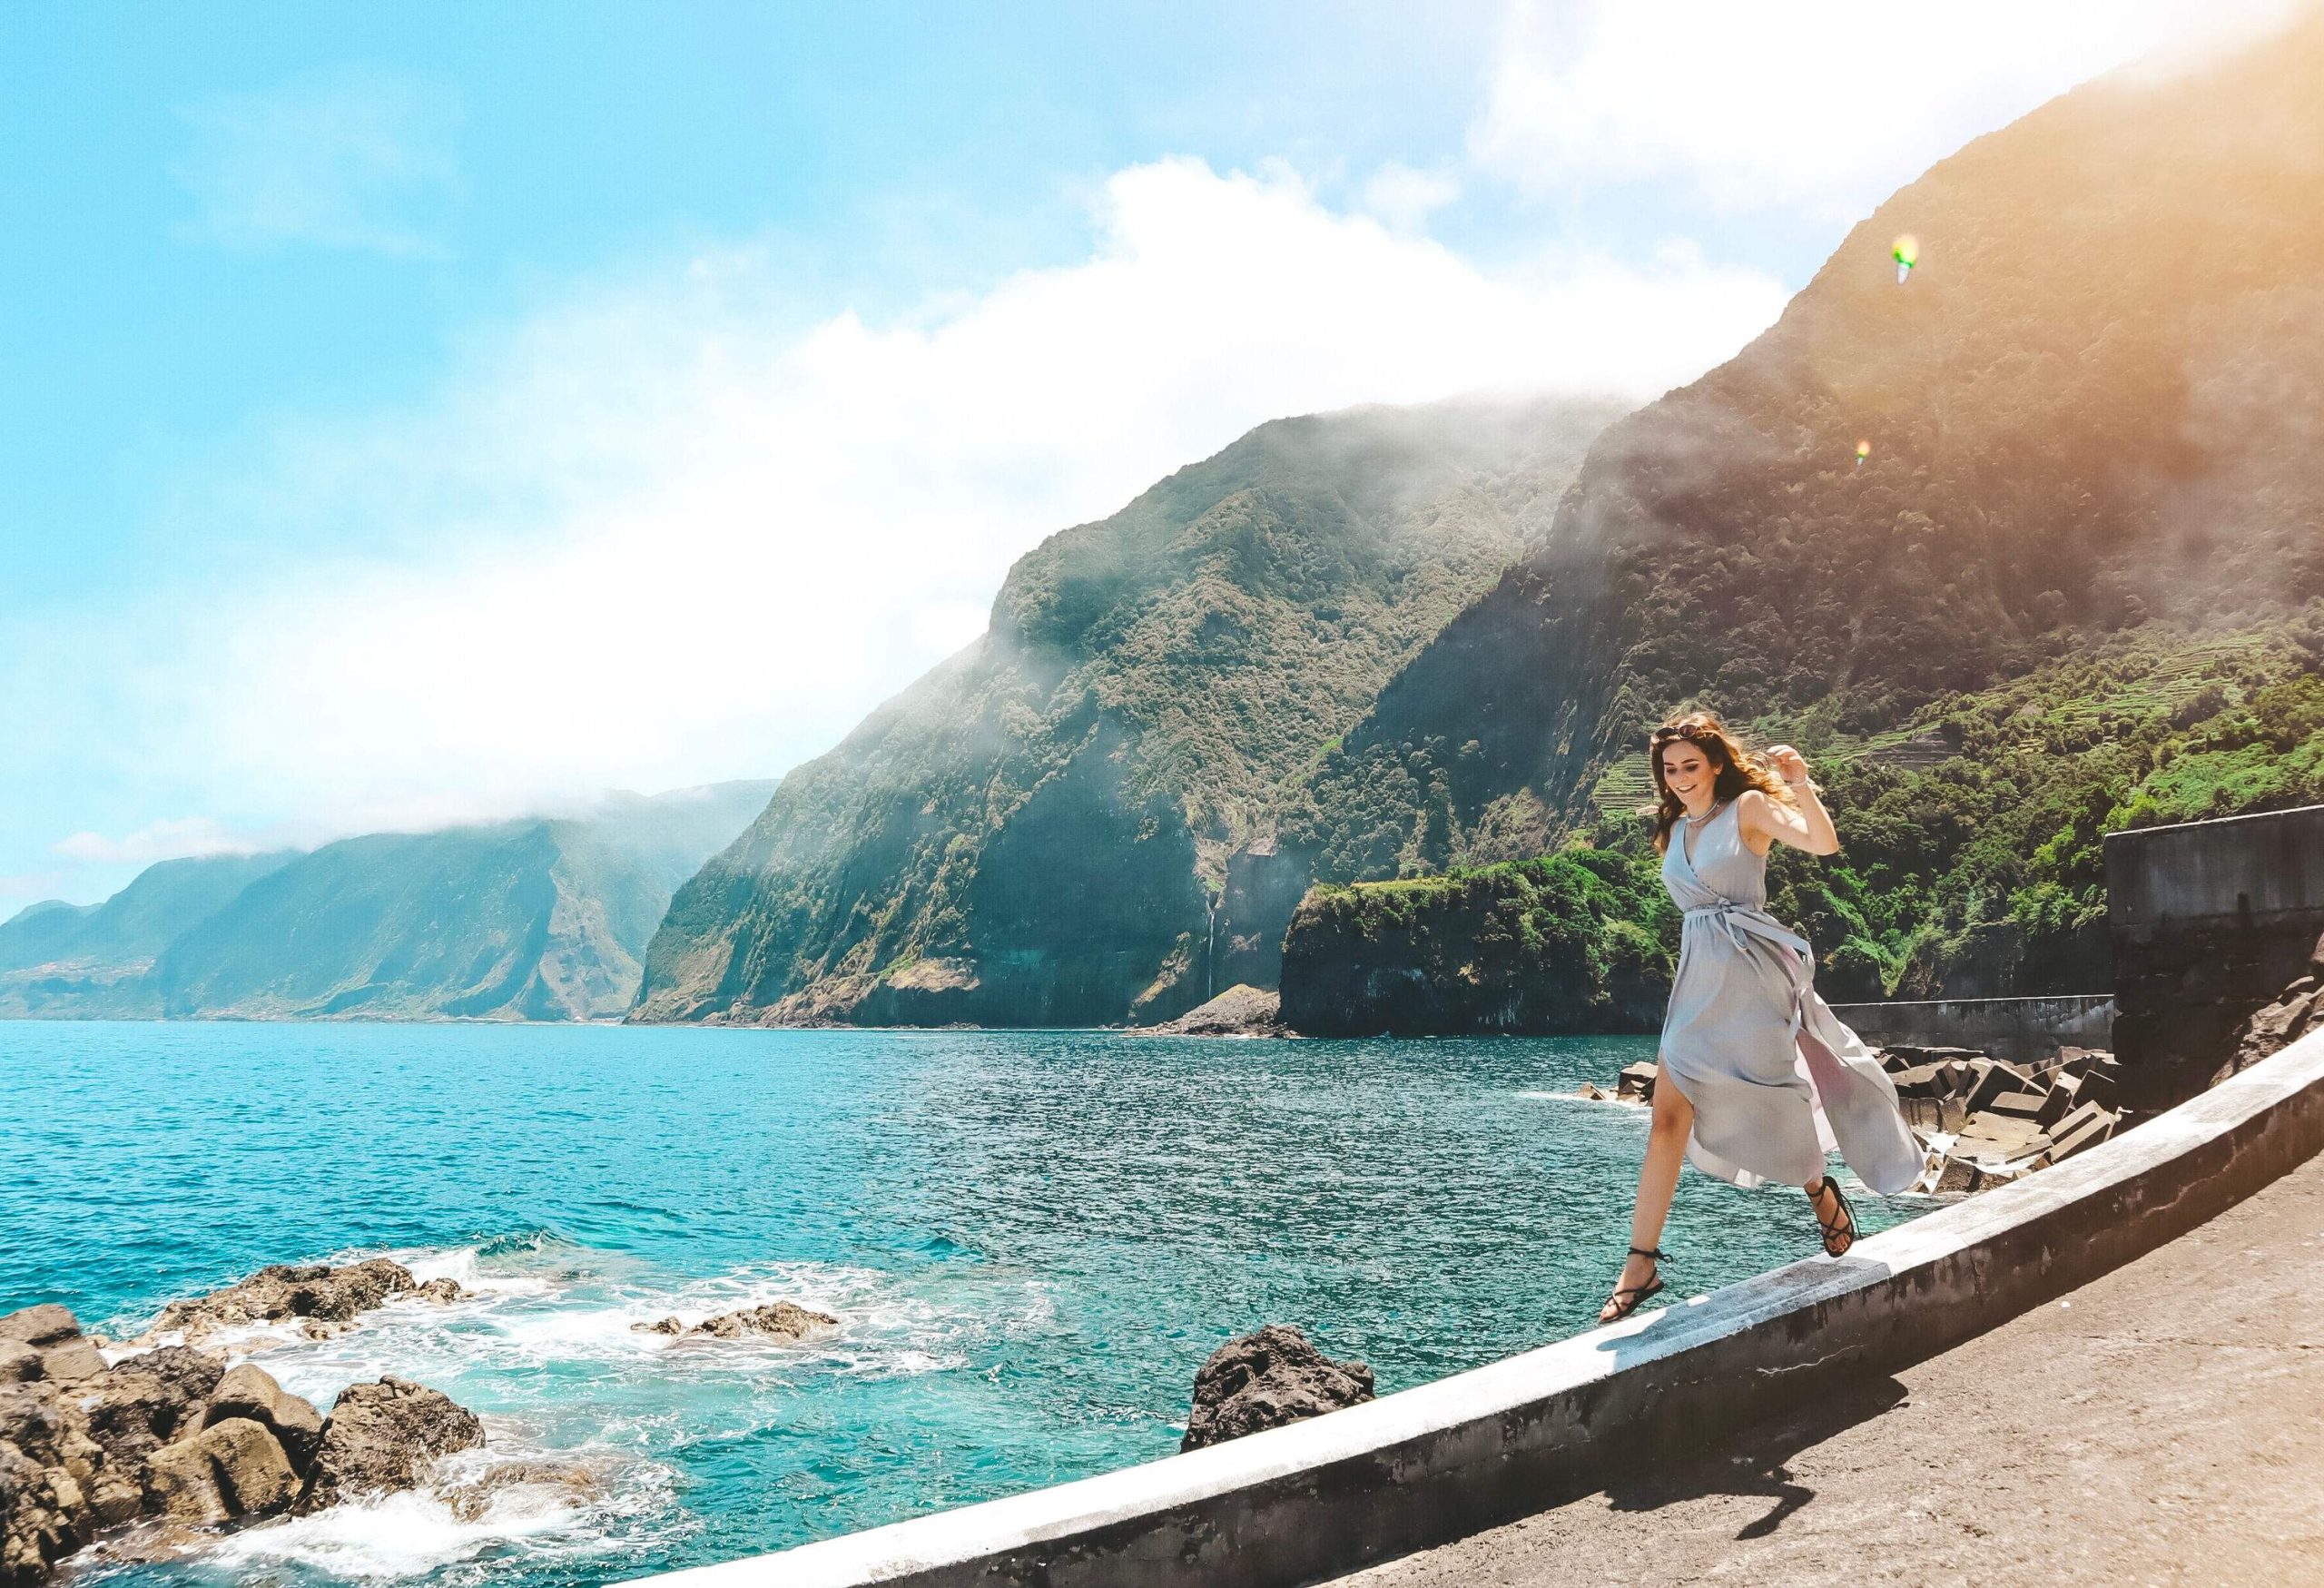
1807,1175,1856,1258
1598,1246,1668,1323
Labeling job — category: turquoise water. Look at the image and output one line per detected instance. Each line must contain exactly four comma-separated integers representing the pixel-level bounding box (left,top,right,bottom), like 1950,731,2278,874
1,1021,1933,1584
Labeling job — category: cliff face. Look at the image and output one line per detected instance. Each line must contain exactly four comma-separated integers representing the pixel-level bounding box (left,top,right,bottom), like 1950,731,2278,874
633,398,1622,1027
1290,13,2324,880
0,853,296,1016
1276,13,2324,1025
0,783,773,1021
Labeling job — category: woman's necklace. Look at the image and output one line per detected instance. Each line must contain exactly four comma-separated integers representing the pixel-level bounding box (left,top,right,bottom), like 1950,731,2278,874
1683,798,1725,831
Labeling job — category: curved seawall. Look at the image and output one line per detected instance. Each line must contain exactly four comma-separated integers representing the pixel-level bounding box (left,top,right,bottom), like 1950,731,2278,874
628,1023,2324,1588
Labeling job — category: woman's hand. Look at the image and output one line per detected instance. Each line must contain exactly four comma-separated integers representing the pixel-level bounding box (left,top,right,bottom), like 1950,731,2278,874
1739,745,1839,856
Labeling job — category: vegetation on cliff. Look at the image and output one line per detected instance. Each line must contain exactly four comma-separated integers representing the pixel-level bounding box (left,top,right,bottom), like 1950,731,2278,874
1272,14,2324,1030
1289,13,2324,888
634,398,1620,1027
1285,621,2324,1034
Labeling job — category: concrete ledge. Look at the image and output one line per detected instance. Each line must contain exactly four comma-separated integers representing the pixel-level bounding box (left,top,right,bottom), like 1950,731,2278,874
631,1029,2324,1588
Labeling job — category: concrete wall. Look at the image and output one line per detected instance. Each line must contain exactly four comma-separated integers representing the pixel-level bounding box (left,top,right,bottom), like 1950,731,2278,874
1829,995,2113,1062
2106,803,2324,1108
626,1029,2324,1588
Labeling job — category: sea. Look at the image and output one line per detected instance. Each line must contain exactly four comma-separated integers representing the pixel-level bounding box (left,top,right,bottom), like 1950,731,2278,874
0,1021,1937,1586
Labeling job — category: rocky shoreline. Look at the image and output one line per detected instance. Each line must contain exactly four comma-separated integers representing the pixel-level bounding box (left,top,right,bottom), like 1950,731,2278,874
1580,1046,2128,1196
1,1260,487,1584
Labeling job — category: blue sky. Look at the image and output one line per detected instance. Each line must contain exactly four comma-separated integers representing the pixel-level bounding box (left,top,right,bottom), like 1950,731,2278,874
0,1,2281,916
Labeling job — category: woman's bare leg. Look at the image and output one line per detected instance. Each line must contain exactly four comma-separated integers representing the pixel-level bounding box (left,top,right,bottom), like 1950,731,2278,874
1600,1064,1694,1321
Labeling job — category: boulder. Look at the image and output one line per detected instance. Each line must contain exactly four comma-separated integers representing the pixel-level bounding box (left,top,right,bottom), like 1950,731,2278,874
0,1309,79,1352
438,1459,604,1523
152,1258,416,1342
413,1277,463,1305
0,1383,104,1580
1134,984,1287,1037
33,1343,103,1386
143,1418,300,1526
1616,1061,1658,1102
687,1303,838,1342
633,1304,839,1342
303,1377,483,1509
1180,1324,1374,1453
78,1346,228,1477
2214,984,2321,1085
0,1345,40,1386
202,1365,324,1475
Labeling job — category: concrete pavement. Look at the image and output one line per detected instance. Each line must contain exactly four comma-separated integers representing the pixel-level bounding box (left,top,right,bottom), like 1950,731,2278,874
1334,1151,2324,1587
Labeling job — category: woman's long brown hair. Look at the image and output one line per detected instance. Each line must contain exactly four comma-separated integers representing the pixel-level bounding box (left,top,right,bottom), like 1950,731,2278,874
1648,711,1794,853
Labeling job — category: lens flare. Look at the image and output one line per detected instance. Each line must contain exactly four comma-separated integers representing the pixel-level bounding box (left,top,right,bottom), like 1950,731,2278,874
1892,234,1919,285
1855,439,1871,469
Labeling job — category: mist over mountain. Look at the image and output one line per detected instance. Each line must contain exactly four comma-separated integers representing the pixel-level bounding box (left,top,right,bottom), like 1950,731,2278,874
634,399,1621,1027
1281,10,2324,1027
0,783,774,1021
645,9,2324,1033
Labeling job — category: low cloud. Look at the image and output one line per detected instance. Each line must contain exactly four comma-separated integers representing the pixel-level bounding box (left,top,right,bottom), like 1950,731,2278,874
39,157,1787,852
1472,0,2299,216
53,818,263,866
175,69,461,255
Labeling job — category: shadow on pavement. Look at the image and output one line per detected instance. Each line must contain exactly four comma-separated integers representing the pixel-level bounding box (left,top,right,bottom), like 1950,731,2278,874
1600,1373,1911,1539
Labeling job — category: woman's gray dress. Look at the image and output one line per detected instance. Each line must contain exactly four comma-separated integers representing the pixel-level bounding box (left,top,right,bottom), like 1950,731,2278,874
1659,800,1922,1195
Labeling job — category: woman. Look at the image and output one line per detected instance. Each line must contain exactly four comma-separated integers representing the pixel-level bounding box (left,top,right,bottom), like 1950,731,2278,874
1599,712,1922,1325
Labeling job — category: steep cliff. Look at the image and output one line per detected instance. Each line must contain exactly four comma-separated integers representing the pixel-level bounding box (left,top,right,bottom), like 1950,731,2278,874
1276,12,2324,1019
634,398,1622,1026
1293,12,2324,885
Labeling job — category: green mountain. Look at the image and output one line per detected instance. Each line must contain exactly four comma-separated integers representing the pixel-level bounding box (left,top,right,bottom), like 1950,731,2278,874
0,853,297,1015
0,783,774,1021
634,398,1623,1027
1280,12,2324,1029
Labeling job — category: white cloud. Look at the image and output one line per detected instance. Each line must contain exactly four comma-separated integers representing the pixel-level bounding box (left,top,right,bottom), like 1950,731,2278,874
50,157,1787,843
1472,0,2298,215
1361,162,1463,233
176,69,461,255
53,818,262,866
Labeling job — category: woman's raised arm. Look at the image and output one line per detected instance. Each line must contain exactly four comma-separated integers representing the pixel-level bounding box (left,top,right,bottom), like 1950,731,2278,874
1738,745,1838,855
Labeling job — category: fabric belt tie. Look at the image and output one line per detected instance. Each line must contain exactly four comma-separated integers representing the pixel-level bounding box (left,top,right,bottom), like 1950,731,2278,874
1684,901,1815,1041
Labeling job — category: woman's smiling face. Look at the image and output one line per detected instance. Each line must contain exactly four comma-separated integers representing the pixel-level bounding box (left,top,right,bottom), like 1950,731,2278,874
1659,740,1716,804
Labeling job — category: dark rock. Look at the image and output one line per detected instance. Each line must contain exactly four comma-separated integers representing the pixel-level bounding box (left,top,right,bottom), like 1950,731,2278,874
303,1377,483,1509
202,1366,323,1476
0,1381,110,1579
2214,984,2320,1086
671,1304,838,1342
0,1310,79,1352
144,1418,299,1525
0,1346,39,1386
152,1259,416,1343
1616,1061,1658,1102
1133,984,1286,1037
79,1348,226,1478
1181,1324,1374,1453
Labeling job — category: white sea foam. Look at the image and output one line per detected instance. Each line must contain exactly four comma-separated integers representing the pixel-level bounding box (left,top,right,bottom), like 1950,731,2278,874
118,1234,1052,1579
